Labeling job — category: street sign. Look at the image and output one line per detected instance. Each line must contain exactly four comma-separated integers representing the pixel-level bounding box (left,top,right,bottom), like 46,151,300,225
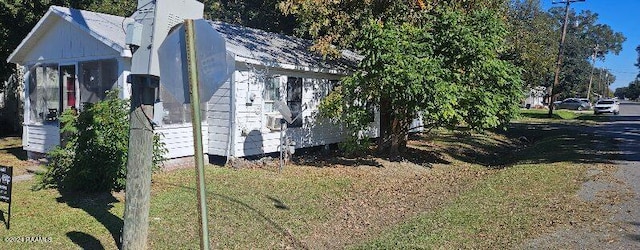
0,166,13,229
158,19,235,104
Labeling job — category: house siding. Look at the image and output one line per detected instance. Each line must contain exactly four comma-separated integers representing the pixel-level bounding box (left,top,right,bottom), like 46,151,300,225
20,16,119,63
230,66,379,157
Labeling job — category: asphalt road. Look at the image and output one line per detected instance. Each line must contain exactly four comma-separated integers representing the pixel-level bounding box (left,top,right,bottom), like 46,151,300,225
522,101,640,249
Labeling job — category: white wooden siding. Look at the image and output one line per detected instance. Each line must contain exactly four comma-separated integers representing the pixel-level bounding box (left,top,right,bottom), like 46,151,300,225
156,124,209,159
21,17,119,63
230,67,380,157
207,80,232,156
23,124,60,153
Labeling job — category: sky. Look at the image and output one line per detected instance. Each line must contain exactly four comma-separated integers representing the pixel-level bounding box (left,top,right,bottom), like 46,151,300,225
541,0,640,90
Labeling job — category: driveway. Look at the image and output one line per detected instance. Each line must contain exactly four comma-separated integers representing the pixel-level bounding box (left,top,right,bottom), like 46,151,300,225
521,101,640,249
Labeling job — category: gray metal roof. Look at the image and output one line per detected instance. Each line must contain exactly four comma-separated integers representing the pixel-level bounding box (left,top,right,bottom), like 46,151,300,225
10,6,358,73
209,21,359,72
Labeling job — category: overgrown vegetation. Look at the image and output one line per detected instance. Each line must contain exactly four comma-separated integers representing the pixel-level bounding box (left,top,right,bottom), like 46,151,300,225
320,8,523,154
34,90,166,192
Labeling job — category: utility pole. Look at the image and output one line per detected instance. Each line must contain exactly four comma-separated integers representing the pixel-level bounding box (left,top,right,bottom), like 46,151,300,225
587,44,599,101
548,0,585,117
122,1,158,249
604,70,610,97
122,1,203,249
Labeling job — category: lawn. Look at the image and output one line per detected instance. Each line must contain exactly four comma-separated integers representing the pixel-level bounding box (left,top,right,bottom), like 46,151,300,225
0,113,619,249
0,136,33,176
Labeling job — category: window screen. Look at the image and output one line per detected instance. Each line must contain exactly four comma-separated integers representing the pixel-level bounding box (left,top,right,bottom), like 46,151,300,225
28,64,59,123
79,59,117,106
264,76,280,113
287,77,303,128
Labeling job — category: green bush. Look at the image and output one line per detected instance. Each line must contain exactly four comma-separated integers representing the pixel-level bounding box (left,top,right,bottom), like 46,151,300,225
34,90,167,192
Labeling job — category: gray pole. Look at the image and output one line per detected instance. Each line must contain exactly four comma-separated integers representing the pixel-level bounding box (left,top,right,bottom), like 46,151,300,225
184,19,211,250
548,0,584,117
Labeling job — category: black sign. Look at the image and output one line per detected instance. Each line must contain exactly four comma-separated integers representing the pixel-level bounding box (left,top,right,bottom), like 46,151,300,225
0,166,12,203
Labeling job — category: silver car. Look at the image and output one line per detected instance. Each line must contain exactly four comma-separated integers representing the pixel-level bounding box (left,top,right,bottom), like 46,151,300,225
554,98,591,111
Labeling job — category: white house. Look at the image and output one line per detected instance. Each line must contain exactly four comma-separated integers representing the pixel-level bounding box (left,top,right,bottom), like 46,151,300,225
7,6,379,160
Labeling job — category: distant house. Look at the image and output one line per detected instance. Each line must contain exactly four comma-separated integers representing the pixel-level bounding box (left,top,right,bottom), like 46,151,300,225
523,86,547,109
7,6,378,160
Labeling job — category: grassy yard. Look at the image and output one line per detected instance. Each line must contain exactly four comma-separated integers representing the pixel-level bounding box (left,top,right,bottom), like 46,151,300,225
0,111,619,249
0,136,33,176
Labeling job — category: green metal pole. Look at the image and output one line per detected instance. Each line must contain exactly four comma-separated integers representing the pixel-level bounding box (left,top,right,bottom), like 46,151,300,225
184,19,211,250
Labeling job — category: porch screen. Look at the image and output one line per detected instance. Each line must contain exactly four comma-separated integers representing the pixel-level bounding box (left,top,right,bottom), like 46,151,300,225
286,77,303,128
78,59,117,105
27,64,59,124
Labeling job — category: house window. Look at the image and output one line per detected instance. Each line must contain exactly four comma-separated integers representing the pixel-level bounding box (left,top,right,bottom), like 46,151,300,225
59,65,77,112
264,76,280,113
27,64,60,123
287,77,303,128
329,80,340,93
158,85,207,126
78,59,117,106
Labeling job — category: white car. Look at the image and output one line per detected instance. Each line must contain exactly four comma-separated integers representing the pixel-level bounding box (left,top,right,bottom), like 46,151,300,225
593,99,620,115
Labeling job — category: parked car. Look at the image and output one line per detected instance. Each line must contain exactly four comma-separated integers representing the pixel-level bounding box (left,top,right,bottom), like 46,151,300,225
593,99,620,115
577,98,593,110
553,98,591,111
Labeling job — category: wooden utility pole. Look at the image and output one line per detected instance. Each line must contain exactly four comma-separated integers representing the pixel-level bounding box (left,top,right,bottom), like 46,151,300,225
548,0,585,117
122,76,157,250
587,44,599,101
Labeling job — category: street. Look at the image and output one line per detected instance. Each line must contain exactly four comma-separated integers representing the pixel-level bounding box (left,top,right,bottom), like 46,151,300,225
523,101,640,248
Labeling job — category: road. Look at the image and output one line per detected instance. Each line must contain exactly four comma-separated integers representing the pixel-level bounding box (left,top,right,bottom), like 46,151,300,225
522,101,640,249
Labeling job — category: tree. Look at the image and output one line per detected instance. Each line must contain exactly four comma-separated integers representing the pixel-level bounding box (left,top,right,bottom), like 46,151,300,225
321,9,522,154
547,7,625,100
504,0,557,88
203,0,296,34
278,0,507,56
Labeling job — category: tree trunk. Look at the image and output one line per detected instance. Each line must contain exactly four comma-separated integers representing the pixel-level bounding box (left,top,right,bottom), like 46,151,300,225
378,97,392,153
378,98,410,156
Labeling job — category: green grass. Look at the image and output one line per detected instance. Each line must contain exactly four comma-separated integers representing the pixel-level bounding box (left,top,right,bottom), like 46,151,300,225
148,167,352,249
0,119,615,249
0,180,124,250
519,108,583,120
0,136,31,175
351,162,595,249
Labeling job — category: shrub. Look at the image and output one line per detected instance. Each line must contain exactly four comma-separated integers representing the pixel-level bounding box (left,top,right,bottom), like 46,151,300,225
34,90,167,192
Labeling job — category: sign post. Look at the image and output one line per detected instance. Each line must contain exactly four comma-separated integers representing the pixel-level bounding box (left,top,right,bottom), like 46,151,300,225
0,166,13,230
158,19,234,250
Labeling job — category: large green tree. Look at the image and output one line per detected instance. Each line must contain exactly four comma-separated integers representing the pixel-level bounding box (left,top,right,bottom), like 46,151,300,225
278,0,506,56
321,8,522,154
547,7,625,100
203,0,296,34
504,0,557,88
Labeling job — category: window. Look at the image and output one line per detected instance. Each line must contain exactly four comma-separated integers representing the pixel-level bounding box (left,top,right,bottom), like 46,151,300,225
59,65,77,112
79,59,118,105
264,76,281,113
157,85,207,126
287,77,303,128
329,80,340,94
28,64,60,123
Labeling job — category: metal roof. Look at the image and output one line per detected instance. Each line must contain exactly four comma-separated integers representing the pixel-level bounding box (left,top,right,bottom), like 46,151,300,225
9,6,358,73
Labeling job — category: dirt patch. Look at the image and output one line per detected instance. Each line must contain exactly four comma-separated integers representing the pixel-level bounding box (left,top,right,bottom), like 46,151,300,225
295,160,491,249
